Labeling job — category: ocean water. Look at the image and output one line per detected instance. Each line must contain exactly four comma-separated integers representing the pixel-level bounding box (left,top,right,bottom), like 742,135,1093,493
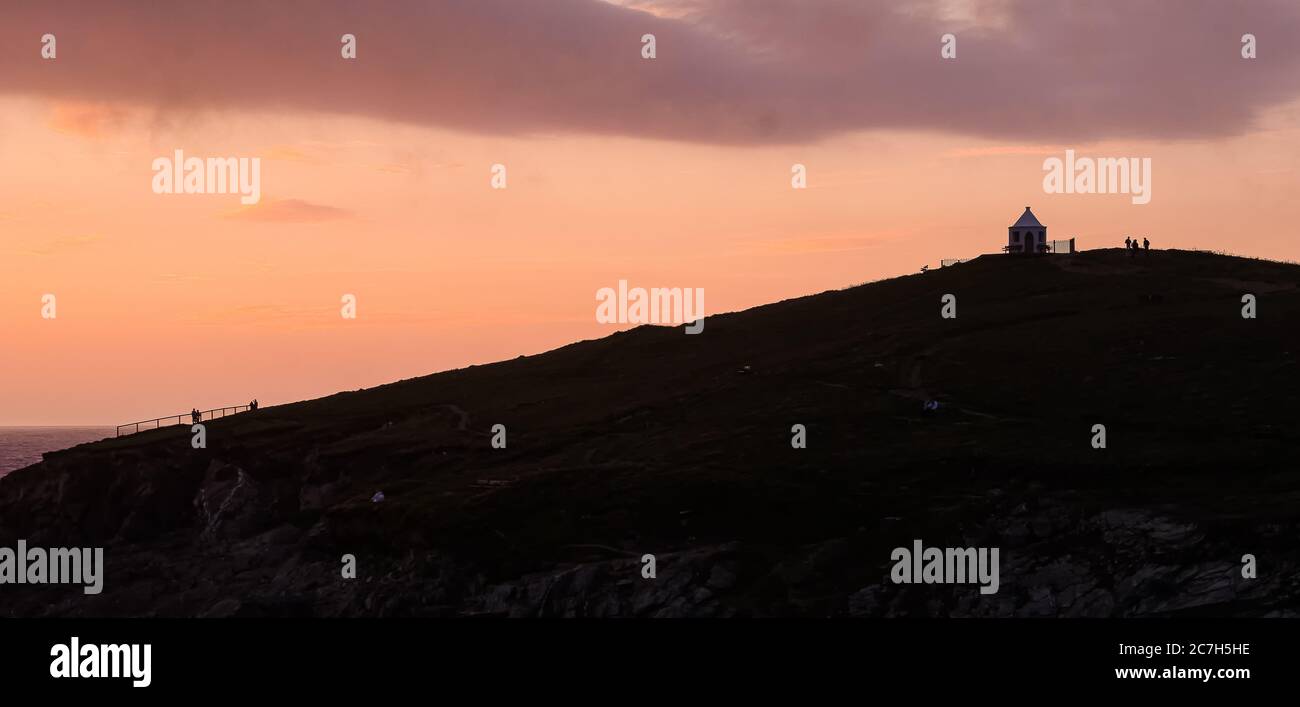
0,427,114,478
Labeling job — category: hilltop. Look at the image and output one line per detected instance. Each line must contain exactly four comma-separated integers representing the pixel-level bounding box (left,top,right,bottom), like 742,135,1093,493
3,249,1299,617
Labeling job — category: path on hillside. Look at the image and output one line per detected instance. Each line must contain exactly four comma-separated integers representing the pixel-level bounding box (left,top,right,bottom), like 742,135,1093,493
890,326,1048,423
441,403,470,431
1048,255,1145,276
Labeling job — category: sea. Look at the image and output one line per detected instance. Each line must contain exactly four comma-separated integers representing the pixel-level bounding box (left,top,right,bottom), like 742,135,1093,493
0,427,115,479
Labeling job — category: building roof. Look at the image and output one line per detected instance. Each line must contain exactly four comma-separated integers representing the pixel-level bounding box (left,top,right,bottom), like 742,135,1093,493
1011,207,1043,229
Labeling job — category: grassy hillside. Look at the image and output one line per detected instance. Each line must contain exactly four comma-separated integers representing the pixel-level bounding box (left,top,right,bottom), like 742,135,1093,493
3,248,1298,617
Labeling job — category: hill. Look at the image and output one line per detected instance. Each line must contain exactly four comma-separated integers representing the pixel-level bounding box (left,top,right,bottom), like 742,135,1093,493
3,248,1299,617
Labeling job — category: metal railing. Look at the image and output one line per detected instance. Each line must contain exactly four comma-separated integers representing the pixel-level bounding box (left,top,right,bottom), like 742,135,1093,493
116,405,251,437
1048,238,1076,254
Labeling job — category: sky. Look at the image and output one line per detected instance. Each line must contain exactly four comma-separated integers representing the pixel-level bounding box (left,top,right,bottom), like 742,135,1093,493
2,0,1300,425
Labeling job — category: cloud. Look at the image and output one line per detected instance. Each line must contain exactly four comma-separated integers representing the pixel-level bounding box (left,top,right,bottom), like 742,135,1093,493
371,163,419,175
47,101,131,138
189,301,436,329
739,233,901,255
264,146,321,164
943,144,1068,158
223,198,351,224
152,273,217,284
2,1,1299,145
22,234,101,256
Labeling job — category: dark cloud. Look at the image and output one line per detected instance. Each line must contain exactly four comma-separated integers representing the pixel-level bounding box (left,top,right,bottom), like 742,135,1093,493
2,0,1298,144
223,198,351,224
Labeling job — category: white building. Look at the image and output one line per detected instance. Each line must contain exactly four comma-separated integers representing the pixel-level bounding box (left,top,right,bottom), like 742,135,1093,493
1008,207,1046,254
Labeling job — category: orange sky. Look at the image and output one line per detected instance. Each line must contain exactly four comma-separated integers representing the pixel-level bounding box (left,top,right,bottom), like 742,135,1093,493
3,1,1300,425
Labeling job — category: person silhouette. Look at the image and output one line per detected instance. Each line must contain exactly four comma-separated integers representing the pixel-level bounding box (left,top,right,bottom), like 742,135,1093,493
1124,236,1132,250
1143,237,1150,254
191,408,200,424
250,399,258,412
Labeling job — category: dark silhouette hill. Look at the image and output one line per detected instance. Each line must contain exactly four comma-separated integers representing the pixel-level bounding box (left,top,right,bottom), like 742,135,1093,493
3,248,1298,617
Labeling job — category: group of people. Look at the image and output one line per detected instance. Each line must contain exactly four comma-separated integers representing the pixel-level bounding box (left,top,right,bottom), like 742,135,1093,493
1125,236,1150,256
188,399,258,425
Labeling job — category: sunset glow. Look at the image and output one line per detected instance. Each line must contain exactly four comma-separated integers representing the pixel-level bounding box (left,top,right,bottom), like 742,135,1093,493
3,0,1300,425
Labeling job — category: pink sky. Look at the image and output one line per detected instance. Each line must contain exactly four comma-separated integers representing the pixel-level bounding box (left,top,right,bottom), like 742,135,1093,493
2,0,1300,425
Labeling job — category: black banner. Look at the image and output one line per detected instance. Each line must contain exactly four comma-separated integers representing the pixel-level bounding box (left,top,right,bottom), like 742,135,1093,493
0,618,1284,694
